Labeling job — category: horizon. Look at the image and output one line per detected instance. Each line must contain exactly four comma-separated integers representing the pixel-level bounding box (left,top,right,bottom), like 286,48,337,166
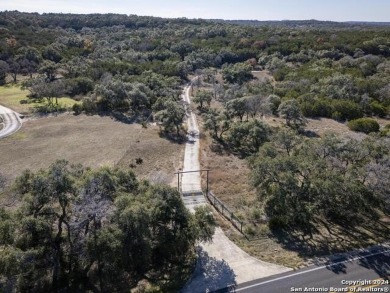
2,10,390,24
0,0,389,23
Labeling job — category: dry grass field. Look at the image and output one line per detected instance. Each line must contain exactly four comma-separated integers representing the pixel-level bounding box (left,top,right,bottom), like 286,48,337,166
0,114,184,189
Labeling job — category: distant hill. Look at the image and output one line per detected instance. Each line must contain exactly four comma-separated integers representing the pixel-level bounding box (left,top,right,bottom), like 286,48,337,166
210,19,390,28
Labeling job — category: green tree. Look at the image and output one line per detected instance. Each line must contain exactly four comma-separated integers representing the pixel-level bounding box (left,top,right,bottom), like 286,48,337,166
226,97,247,121
225,120,271,155
193,90,213,111
222,62,253,85
268,94,281,116
0,61,9,85
203,109,231,140
7,58,21,83
278,99,306,130
250,133,388,235
171,41,195,61
38,60,58,82
155,100,186,136
27,78,67,107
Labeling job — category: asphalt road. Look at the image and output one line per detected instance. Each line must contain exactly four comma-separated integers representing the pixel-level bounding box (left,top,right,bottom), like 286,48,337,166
229,248,390,293
0,105,22,139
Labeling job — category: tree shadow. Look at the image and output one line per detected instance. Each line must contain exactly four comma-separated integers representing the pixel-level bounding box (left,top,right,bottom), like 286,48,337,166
181,247,237,293
324,256,348,274
270,227,330,259
269,214,390,263
321,246,390,277
109,111,140,124
358,251,390,278
92,109,152,125
300,129,320,138
158,131,187,144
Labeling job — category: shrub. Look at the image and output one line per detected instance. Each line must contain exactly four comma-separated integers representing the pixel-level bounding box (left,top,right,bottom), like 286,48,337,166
72,103,82,115
34,103,66,114
331,111,343,121
331,100,363,121
81,98,97,114
301,99,332,118
312,99,333,117
370,101,388,118
244,226,256,237
380,124,390,136
348,118,380,134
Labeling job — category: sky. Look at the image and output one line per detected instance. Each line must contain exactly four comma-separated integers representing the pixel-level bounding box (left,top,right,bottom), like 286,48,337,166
0,0,389,22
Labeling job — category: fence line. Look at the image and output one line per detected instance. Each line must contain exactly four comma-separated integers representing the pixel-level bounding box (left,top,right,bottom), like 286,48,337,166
205,191,244,234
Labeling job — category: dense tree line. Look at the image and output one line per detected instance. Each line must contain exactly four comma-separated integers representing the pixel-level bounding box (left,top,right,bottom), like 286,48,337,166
0,11,389,128
0,161,215,292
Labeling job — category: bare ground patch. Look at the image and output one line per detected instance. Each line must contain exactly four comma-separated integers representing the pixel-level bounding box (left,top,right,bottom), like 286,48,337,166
0,114,184,188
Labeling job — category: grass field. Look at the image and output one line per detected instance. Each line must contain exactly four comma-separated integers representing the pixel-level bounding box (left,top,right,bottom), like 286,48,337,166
0,114,184,194
0,84,79,114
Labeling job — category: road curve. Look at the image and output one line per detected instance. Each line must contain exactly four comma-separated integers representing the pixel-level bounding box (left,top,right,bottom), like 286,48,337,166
0,105,22,139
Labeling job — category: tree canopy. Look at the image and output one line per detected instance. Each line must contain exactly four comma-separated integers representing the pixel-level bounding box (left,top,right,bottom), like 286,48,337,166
249,132,390,234
0,161,215,292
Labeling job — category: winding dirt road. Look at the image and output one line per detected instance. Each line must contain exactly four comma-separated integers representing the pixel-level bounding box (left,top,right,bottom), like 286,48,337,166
0,105,22,139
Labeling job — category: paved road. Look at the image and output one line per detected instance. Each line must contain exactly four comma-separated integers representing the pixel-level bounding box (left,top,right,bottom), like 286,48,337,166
0,105,22,139
230,247,390,293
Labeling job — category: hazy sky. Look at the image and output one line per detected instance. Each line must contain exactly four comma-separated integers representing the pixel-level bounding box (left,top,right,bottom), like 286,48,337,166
0,0,388,22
